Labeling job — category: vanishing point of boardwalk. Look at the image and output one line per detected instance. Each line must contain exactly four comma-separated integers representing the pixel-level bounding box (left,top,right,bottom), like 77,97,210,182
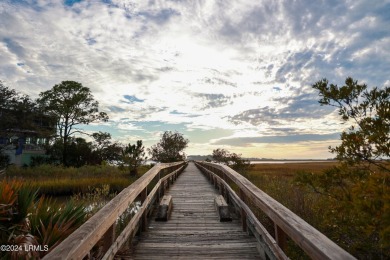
127,162,260,259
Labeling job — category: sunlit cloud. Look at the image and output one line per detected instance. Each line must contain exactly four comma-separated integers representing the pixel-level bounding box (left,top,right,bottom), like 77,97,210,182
1,0,389,158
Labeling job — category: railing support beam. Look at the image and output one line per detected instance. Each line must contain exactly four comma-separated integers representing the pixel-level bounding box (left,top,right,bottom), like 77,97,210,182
141,187,148,232
239,189,248,232
275,224,287,252
102,223,116,256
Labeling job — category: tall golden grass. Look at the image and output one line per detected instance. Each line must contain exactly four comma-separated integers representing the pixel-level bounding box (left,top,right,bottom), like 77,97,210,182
243,162,388,259
3,164,150,196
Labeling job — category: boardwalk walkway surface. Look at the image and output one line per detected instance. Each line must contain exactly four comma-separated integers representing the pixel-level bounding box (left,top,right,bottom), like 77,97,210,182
124,162,260,259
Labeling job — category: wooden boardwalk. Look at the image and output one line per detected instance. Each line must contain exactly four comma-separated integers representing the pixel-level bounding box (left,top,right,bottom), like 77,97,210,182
45,161,355,260
126,162,260,259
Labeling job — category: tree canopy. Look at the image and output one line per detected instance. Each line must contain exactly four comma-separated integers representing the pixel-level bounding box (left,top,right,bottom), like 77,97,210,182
121,140,146,176
1,82,55,168
38,81,108,166
313,77,390,171
148,131,189,163
91,132,122,165
0,81,53,134
296,77,390,254
212,148,251,173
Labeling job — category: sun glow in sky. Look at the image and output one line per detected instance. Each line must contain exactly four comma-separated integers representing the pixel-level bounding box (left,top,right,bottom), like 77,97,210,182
1,0,389,158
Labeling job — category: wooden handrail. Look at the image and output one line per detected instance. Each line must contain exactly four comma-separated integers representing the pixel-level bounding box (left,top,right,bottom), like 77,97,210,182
101,167,184,260
196,163,288,260
44,162,186,260
195,161,356,260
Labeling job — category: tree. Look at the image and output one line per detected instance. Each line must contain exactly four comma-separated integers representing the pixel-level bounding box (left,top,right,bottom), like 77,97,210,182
67,137,94,167
312,77,390,171
0,81,20,130
295,77,390,256
121,140,146,176
37,81,108,166
148,131,189,163
1,82,55,168
0,81,54,134
211,148,230,164
92,132,122,165
212,148,251,173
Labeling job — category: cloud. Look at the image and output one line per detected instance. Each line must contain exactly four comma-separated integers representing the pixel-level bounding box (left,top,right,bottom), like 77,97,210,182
202,77,237,88
122,95,144,104
229,90,337,126
213,133,340,146
229,107,279,126
107,105,126,113
137,8,180,24
1,0,389,158
2,38,26,58
195,93,232,109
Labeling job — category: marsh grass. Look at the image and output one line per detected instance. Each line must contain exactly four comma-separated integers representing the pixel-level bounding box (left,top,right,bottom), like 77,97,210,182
240,162,388,259
3,164,151,196
242,162,338,258
0,165,154,258
245,162,338,222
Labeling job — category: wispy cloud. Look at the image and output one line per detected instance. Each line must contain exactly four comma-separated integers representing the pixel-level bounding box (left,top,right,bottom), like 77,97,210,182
1,0,389,158
212,133,341,146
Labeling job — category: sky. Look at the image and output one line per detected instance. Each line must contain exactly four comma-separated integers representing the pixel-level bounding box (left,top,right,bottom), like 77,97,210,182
1,0,389,159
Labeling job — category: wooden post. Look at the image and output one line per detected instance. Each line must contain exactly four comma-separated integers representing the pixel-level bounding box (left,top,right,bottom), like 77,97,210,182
157,171,161,202
275,224,287,252
239,189,247,232
157,185,161,205
221,180,229,204
141,187,148,232
101,223,115,255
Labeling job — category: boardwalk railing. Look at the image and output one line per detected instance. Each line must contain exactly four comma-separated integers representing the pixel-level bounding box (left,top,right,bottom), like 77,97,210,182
44,161,187,260
195,161,356,260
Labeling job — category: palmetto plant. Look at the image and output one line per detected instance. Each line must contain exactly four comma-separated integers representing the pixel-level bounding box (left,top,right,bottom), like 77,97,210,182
0,180,35,244
30,197,86,252
0,180,87,259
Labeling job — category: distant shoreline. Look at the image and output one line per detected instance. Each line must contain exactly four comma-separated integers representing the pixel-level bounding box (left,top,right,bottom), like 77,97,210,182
249,160,336,164
186,155,335,163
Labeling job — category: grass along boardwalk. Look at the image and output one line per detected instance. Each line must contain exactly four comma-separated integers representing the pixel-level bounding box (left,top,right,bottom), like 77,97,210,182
125,162,260,259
